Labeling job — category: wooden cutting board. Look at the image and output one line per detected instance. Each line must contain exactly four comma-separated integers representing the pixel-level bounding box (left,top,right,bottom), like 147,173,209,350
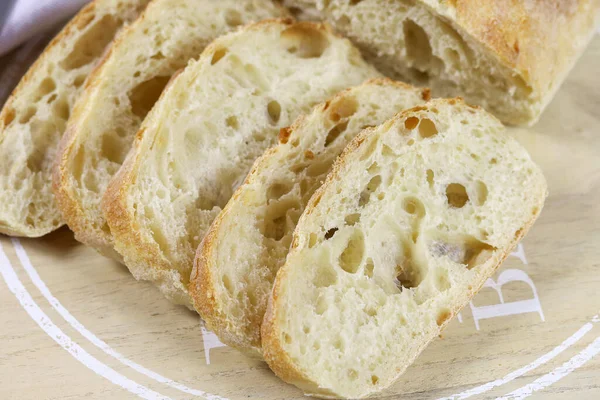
1,34,599,400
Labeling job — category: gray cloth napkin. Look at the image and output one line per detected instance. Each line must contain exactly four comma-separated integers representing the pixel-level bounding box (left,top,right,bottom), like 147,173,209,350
0,0,90,56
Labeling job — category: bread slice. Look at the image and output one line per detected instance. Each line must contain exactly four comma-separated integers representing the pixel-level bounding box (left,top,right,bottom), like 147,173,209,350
53,0,289,259
191,78,429,357
262,98,547,399
102,19,380,308
0,0,150,237
284,0,599,126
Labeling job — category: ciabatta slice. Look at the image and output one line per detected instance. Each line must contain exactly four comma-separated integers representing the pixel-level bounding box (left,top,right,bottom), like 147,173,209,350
0,0,149,237
102,19,380,308
53,0,288,258
192,78,429,357
262,98,547,399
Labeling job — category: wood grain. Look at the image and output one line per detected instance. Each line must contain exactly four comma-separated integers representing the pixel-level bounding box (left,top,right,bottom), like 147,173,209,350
0,34,599,400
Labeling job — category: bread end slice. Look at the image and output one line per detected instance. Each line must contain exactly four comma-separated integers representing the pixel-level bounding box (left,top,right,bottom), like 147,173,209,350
0,0,149,237
262,98,547,398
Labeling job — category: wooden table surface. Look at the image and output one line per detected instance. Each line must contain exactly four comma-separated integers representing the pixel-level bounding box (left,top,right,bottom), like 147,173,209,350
1,33,599,400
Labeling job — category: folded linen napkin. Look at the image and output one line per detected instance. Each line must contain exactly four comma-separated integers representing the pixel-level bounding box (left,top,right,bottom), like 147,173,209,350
0,0,90,56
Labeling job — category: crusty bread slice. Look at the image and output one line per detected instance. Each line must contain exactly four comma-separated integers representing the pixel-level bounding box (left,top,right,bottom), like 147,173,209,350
53,0,289,259
192,78,429,357
284,0,599,126
0,0,149,237
262,98,547,399
102,19,380,308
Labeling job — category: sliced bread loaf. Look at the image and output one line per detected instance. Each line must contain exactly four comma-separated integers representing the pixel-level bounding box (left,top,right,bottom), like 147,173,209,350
191,78,429,357
284,0,599,125
53,0,289,259
102,19,381,308
262,98,547,399
0,0,149,237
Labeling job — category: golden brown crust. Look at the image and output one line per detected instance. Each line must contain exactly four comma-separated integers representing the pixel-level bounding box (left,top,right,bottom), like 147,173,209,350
432,0,599,97
52,42,121,257
261,98,548,397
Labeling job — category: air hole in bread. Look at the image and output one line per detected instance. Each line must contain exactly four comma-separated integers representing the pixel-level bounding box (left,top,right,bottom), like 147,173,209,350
475,180,488,205
367,162,380,174
426,169,434,188
46,93,57,104
267,182,292,200
224,9,242,27
407,67,430,84
53,96,70,122
281,24,330,58
339,229,364,274
446,183,469,208
211,48,228,65
381,144,396,157
325,121,348,147
359,175,382,207
366,175,382,192
61,14,119,70
150,52,165,60
19,106,37,124
283,333,292,344
344,213,360,226
466,247,494,270
404,116,419,130
101,134,125,165
324,227,338,240
418,118,438,138
404,18,434,68
2,107,15,127
263,199,299,241
364,258,374,278
402,196,425,217
395,262,420,291
36,78,56,101
371,375,379,385
436,309,452,326
334,337,345,351
490,158,497,164
267,100,281,124
329,96,358,122
306,158,333,177
225,116,239,129
128,75,170,119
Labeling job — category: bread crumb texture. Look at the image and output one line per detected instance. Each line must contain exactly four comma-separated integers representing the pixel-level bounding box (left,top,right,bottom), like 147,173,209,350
263,98,547,399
